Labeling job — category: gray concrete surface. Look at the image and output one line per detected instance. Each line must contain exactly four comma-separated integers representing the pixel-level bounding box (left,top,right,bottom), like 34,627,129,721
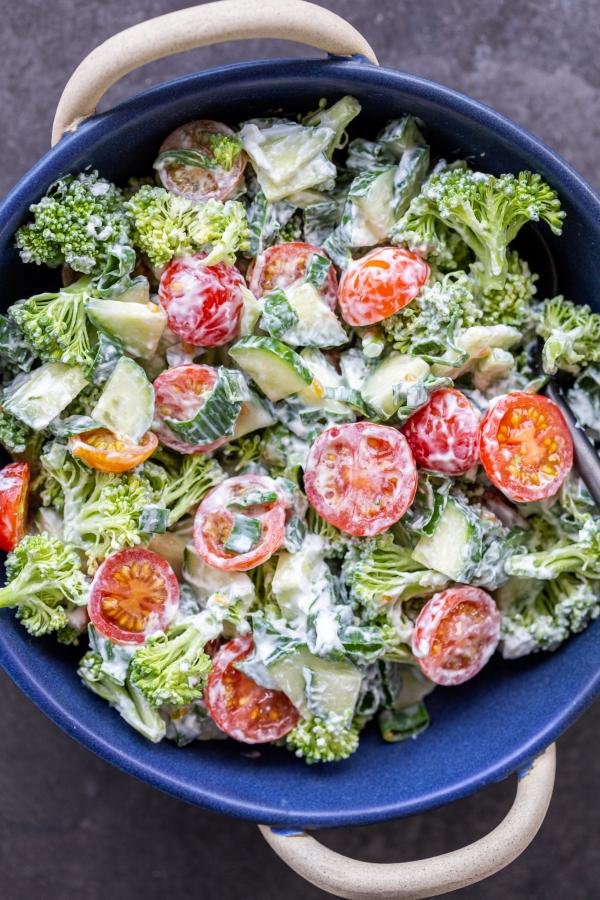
1,1,598,898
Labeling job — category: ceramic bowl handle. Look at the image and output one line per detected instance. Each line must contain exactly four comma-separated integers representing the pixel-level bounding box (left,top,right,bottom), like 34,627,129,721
259,743,556,900
51,0,378,145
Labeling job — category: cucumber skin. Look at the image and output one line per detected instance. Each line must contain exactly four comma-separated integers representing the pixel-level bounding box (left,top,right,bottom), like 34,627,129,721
229,336,314,402
412,499,482,581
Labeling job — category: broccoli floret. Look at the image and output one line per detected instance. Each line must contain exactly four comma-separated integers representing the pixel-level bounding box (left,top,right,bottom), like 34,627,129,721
306,506,351,559
156,452,226,526
421,166,563,285
343,533,447,615
15,172,132,275
0,313,37,380
207,133,244,170
475,251,538,328
0,533,88,638
10,277,94,368
505,516,600,580
381,271,482,357
78,651,166,742
536,296,600,374
497,573,600,658
129,619,212,707
131,591,252,707
392,195,472,271
126,186,249,268
40,442,154,570
285,714,360,764
220,433,264,472
0,407,34,455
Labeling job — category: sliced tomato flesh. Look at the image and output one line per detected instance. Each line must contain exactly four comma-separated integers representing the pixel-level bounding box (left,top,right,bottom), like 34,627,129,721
70,429,158,473
0,461,30,552
339,246,430,326
479,392,573,502
88,549,179,644
304,422,417,537
412,587,500,686
248,242,338,309
206,635,299,743
158,119,247,202
193,475,286,571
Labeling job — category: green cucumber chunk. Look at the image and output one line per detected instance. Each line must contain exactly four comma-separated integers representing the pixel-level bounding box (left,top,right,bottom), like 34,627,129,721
91,357,154,441
232,391,276,439
411,498,482,581
223,514,262,554
86,299,167,359
363,353,430,418
229,336,314,402
3,362,88,430
269,646,361,724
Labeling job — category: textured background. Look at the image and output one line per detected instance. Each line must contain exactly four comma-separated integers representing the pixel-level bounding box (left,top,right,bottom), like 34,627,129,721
1,1,599,897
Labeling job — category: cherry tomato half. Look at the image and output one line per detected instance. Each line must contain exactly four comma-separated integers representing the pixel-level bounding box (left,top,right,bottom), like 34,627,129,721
69,429,158,474
479,392,573,503
159,254,245,348
412,586,500,686
338,246,430,326
304,422,417,538
153,364,229,455
0,461,29,552
206,635,299,743
248,242,338,310
88,548,179,644
403,388,480,476
193,475,286,571
158,119,247,202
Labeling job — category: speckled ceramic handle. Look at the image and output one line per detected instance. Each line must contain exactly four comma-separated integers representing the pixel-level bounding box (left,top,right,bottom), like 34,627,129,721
259,744,556,899
51,0,378,145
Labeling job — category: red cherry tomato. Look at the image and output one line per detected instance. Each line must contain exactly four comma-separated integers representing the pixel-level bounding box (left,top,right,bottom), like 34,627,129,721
412,586,500,686
304,422,417,538
338,246,430,326
0,462,29,552
248,242,338,310
206,635,300,743
193,475,286,571
158,119,247,202
69,429,158,474
153,364,229,455
479,392,573,503
402,388,480,476
158,255,245,347
88,548,179,645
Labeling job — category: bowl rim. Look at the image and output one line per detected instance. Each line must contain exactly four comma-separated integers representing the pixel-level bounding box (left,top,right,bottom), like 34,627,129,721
0,55,599,828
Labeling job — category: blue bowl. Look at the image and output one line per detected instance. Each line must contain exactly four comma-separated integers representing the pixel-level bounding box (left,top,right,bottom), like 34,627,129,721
0,56,599,829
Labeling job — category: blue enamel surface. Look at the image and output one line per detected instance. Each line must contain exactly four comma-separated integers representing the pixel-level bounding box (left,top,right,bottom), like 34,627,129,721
0,57,599,829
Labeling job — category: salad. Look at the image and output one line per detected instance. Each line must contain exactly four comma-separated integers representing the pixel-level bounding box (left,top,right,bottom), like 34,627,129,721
0,97,599,764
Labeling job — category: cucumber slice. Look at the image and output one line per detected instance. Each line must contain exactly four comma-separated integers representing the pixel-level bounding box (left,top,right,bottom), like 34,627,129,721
86,299,167,359
232,391,276,439
278,282,348,348
411,499,482,581
229,336,315,402
269,646,361,724
363,353,430,418
91,357,154,441
297,348,349,415
3,362,88,430
116,277,150,305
